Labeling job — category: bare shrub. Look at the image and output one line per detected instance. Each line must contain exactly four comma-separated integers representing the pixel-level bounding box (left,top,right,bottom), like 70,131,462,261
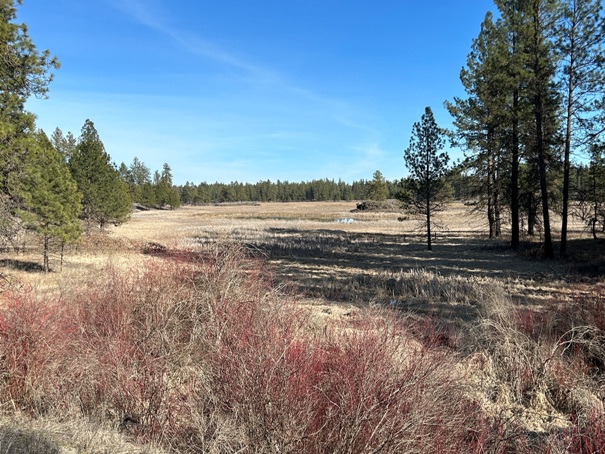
513,294,605,428
64,258,205,446
208,298,484,453
539,293,605,378
304,315,480,454
551,411,605,453
0,286,73,413
62,245,273,450
460,287,605,452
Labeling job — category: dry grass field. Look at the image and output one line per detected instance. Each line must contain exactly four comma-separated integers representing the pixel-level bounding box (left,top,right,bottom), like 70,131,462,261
108,201,598,306
1,201,605,452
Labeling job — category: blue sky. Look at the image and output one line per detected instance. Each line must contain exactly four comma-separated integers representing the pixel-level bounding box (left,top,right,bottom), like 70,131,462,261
21,0,495,185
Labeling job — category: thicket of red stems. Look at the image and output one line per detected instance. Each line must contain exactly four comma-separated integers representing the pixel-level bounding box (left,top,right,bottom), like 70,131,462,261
4,245,601,452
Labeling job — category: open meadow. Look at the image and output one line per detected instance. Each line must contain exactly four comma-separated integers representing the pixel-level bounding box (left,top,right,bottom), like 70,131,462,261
1,201,605,453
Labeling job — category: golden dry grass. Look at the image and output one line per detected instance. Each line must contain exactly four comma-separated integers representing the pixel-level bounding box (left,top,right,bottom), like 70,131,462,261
1,201,597,307
118,202,591,306
1,201,605,452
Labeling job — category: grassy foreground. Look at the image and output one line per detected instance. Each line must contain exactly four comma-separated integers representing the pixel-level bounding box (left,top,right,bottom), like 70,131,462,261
0,202,604,452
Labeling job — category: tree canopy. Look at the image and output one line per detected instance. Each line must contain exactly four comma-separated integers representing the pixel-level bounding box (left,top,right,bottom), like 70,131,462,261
0,0,59,247
68,119,131,230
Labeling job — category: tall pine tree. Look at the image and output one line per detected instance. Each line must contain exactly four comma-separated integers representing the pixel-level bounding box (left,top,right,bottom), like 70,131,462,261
368,170,389,201
15,131,81,272
493,0,531,249
403,107,450,251
69,119,131,230
0,0,59,244
446,12,512,239
50,127,77,162
525,0,561,258
155,163,181,209
556,0,605,255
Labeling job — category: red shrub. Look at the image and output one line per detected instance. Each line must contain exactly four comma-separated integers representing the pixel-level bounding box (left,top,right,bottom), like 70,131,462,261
545,411,605,453
0,286,74,413
0,247,503,452
208,299,484,453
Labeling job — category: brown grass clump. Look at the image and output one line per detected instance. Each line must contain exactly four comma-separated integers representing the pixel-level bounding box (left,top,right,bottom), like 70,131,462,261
458,284,605,451
0,414,166,454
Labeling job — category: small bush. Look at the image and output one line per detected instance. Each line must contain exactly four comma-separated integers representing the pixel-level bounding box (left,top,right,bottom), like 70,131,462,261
0,287,73,413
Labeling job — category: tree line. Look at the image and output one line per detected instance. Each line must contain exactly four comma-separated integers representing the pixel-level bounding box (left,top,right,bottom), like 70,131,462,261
176,175,402,204
174,169,478,206
0,0,182,270
2,115,180,271
4,0,605,268
443,0,605,258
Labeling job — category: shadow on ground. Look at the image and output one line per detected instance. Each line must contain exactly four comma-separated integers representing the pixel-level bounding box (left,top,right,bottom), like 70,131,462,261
0,259,46,273
0,425,60,454
237,228,600,317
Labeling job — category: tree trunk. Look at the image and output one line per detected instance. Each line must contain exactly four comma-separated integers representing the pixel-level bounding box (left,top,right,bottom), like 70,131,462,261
43,234,49,273
488,196,495,239
495,194,502,237
528,199,536,236
532,2,554,259
593,168,598,239
426,140,432,251
426,192,432,251
487,135,495,239
60,240,65,272
494,143,502,237
536,99,554,258
561,33,575,257
511,90,520,248
511,13,520,249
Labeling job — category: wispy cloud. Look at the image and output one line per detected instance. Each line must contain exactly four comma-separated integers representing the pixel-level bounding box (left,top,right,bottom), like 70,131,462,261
348,142,388,176
108,0,166,29
108,0,278,83
100,0,388,183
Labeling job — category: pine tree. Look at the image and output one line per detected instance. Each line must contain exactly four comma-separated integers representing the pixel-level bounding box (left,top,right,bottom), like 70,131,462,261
556,0,605,255
493,0,530,249
50,127,77,161
155,163,180,209
15,131,81,272
446,12,512,239
574,144,605,237
0,0,59,244
118,162,130,183
452,0,563,257
69,119,131,230
180,181,199,205
403,107,450,251
128,157,152,204
526,0,561,259
368,170,389,201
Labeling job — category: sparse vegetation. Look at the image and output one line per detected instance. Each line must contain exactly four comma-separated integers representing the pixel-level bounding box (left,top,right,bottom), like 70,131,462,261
0,202,604,452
